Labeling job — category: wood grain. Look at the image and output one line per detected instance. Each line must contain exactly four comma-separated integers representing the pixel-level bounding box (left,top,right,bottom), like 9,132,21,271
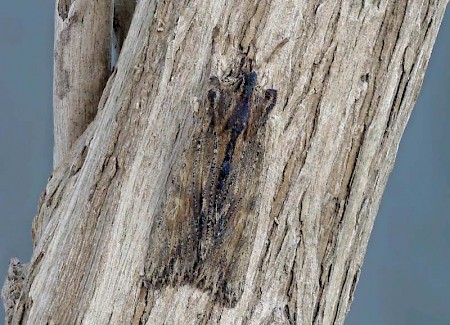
53,0,111,166
6,0,448,324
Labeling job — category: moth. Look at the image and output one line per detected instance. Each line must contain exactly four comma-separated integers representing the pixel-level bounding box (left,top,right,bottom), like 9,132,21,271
145,67,277,307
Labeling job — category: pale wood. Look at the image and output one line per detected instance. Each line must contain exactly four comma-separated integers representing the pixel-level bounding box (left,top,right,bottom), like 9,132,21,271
53,0,112,167
1,259,26,325
5,0,449,324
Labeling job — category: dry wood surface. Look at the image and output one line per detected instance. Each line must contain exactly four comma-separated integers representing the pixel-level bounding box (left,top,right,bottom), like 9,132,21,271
3,0,448,324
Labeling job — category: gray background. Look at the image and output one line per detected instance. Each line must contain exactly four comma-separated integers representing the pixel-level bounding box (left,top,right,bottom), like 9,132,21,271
0,2,448,324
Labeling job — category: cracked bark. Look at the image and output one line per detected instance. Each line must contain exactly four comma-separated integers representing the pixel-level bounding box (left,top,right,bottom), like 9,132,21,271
4,0,448,324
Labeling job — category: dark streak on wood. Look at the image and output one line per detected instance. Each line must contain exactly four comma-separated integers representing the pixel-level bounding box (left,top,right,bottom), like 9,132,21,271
145,65,277,307
58,0,74,20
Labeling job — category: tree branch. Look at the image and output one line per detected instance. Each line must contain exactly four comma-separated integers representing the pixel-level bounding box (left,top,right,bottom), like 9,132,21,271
53,0,112,166
6,0,448,324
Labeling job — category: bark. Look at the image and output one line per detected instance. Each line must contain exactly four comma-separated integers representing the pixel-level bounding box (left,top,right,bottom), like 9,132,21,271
53,0,112,166
4,0,448,324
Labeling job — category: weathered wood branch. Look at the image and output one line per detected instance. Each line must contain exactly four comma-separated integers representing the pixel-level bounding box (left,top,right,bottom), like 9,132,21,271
53,0,112,166
5,0,448,324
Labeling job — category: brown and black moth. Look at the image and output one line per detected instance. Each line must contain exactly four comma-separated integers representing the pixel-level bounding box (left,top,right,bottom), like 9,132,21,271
145,67,277,307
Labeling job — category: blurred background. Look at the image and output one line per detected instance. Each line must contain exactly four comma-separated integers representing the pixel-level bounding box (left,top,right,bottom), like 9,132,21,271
0,3,448,324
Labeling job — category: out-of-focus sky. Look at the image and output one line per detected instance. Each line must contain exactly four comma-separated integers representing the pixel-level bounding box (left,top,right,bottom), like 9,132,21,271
347,7,450,324
0,3,448,324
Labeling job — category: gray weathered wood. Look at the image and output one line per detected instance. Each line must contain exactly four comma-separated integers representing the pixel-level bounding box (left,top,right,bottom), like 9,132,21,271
53,0,112,166
5,0,448,324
